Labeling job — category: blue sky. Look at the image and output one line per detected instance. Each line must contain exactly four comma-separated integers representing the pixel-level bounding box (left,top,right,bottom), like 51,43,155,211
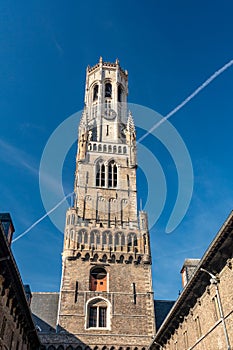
0,1,233,299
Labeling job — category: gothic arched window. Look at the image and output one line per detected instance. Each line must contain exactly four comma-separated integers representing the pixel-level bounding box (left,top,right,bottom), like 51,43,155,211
109,232,113,245
105,83,112,98
93,84,99,101
84,231,88,244
87,298,108,328
102,231,107,245
78,231,82,243
96,232,100,245
115,232,120,246
96,161,105,187
128,233,138,247
90,231,95,245
121,233,125,246
108,161,117,188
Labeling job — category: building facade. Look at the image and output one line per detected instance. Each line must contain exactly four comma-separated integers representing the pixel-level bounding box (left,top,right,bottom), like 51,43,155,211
34,58,156,349
151,211,233,350
0,214,40,350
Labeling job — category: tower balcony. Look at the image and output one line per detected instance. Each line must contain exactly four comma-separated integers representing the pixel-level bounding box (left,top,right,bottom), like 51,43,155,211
88,141,127,155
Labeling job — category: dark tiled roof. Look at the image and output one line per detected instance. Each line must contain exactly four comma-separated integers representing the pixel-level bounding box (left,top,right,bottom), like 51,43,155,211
154,300,175,330
31,292,59,333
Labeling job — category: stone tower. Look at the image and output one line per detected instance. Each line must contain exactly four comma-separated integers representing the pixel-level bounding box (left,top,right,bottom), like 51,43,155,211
57,58,155,349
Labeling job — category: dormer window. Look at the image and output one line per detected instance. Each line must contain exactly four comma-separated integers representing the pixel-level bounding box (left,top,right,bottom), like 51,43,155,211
93,85,99,101
105,83,112,98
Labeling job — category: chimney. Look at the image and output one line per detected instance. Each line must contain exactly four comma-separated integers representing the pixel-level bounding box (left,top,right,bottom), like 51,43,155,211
24,284,32,306
180,259,200,287
0,213,15,246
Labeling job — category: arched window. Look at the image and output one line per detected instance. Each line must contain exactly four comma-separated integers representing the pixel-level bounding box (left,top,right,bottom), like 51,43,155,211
93,84,99,101
96,232,100,245
115,232,120,246
78,231,82,243
102,231,107,245
90,267,107,291
121,233,125,246
108,161,117,188
109,232,112,245
83,231,88,244
128,233,137,247
87,298,108,328
105,83,112,98
90,231,95,244
96,161,105,187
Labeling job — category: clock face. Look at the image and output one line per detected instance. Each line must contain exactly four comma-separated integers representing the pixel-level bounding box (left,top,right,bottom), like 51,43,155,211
104,108,117,120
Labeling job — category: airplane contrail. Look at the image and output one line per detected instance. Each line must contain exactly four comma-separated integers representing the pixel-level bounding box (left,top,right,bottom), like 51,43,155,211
137,59,233,144
12,192,74,243
13,59,233,243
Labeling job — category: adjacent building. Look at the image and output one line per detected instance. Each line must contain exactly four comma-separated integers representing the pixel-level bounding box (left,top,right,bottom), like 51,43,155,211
0,213,40,350
150,211,233,350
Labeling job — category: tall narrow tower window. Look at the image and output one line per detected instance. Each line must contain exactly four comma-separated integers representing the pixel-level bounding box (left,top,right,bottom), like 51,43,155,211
105,83,112,98
96,162,105,187
101,164,105,186
93,85,99,101
118,85,123,102
92,103,98,118
108,161,117,188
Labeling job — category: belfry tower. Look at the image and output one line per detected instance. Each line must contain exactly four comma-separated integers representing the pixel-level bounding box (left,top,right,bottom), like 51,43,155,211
57,58,155,349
